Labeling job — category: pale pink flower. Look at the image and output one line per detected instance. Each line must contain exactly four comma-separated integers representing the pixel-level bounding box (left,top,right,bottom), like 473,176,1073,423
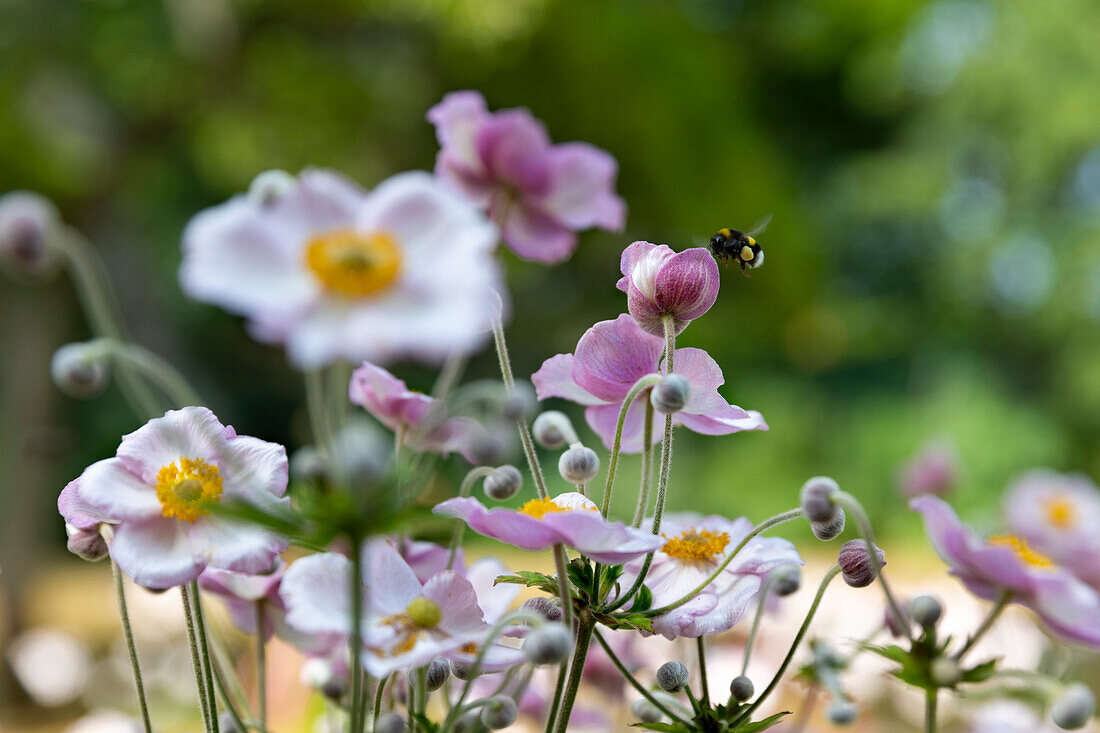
617,242,720,337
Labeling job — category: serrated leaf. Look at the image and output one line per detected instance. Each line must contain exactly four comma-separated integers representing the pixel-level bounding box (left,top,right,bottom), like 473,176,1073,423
733,711,790,732
629,584,653,613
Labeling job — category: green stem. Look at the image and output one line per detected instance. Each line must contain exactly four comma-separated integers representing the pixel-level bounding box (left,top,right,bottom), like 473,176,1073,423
593,631,692,726
684,686,701,716
552,544,575,632
551,614,595,733
542,662,568,733
208,649,252,733
491,317,550,499
599,374,662,517
648,315,677,538
446,466,495,569
645,509,804,617
305,369,334,455
255,602,267,729
955,591,1012,662
372,673,392,726
631,399,656,528
697,636,710,707
181,585,214,733
110,559,152,733
925,688,938,733
95,339,203,407
741,574,775,675
190,582,219,726
733,565,842,726
350,539,365,733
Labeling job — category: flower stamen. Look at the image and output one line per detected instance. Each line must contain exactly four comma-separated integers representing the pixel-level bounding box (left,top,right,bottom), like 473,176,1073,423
305,229,402,297
518,497,568,520
1044,497,1076,529
155,457,223,522
662,528,730,562
988,534,1054,569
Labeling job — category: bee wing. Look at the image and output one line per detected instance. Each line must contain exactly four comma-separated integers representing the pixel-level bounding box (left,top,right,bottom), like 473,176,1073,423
745,212,773,237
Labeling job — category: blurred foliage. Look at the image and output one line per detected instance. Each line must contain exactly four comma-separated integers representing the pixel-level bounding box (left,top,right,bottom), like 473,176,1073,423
3,0,1100,555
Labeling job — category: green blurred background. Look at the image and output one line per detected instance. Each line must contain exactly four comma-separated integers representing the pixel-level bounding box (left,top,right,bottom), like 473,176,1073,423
2,0,1100,726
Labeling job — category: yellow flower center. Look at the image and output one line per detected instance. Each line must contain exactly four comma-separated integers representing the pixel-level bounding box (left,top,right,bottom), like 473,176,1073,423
988,534,1054,569
518,497,569,520
1044,496,1076,529
662,528,730,562
304,228,402,297
155,457,223,522
406,597,443,629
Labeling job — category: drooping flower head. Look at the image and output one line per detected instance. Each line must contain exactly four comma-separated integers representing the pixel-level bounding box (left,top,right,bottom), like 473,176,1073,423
1004,469,1100,589
427,90,626,264
532,314,766,453
433,491,663,564
57,407,289,590
181,170,502,369
349,361,484,463
912,495,1100,647
617,242,720,337
616,513,802,639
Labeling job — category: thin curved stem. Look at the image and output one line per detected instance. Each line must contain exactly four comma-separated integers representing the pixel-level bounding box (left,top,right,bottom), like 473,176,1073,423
648,315,677,539
631,399,656,528
372,673,392,726
601,552,653,613
208,649,254,733
446,466,495,570
99,339,203,408
255,603,267,729
741,574,775,676
593,631,692,726
492,317,550,499
732,565,841,727
111,559,152,733
645,509,804,617
955,591,1012,662
599,374,661,516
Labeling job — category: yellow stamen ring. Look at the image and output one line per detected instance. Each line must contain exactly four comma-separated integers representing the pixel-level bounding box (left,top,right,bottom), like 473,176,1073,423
155,457,223,522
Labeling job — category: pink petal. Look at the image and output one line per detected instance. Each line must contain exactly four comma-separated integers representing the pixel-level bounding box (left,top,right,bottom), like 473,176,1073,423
74,458,161,522
189,514,287,575
349,361,435,430
110,515,204,589
531,354,606,406
116,407,229,484
465,558,520,624
219,435,288,500
499,202,577,264
542,510,664,565
475,109,552,194
423,571,488,638
536,143,626,230
363,540,424,616
676,408,767,436
427,91,490,176
652,248,720,322
572,315,663,403
282,552,355,636
584,399,651,454
432,498,563,551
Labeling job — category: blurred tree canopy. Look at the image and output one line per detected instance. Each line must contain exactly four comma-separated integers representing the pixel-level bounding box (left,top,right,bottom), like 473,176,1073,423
3,0,1100,558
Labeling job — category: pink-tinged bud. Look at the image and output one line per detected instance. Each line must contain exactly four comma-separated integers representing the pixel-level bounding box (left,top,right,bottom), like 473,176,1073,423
801,476,841,522
898,439,957,497
65,523,108,562
811,510,846,541
484,465,522,501
50,343,109,399
0,191,60,279
617,242,720,337
838,539,886,588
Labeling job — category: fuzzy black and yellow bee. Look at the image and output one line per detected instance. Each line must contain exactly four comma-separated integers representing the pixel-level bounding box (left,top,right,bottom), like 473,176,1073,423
708,213,772,275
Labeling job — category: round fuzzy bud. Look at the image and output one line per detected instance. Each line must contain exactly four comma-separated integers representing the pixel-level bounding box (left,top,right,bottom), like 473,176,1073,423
523,623,573,666
631,699,663,724
65,523,108,562
730,675,754,702
454,712,486,733
375,713,408,733
0,191,60,278
332,421,387,487
825,700,859,726
813,641,846,669
425,657,450,692
559,445,600,484
521,596,563,623
771,564,802,596
247,170,297,207
321,676,347,701
1052,683,1096,730
650,374,692,415
838,540,886,588
503,383,536,421
450,659,476,681
656,661,690,693
480,696,518,730
484,465,522,501
811,509,846,541
800,476,841,523
532,411,570,449
50,343,109,399
289,446,326,483
218,712,241,733
406,597,442,628
468,429,507,467
930,657,961,687
910,595,943,629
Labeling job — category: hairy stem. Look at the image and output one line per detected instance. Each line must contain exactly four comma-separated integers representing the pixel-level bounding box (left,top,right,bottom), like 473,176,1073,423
446,466,495,569
181,585,213,733
492,317,550,499
599,374,661,516
551,614,595,733
189,583,219,727
111,559,152,733
741,574,775,675
255,603,267,729
593,631,692,726
350,540,365,733
631,399,656,528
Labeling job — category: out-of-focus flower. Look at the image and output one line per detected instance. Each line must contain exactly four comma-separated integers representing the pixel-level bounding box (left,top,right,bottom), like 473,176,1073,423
898,439,958,497
512,668,611,730
1005,469,1100,589
617,242,720,337
181,169,502,369
912,495,1100,647
7,629,91,706
199,560,289,641
616,513,802,639
433,491,662,565
397,538,462,584
349,361,484,462
967,700,1060,733
57,406,289,589
532,314,766,452
427,90,625,264
0,190,61,278
65,710,144,733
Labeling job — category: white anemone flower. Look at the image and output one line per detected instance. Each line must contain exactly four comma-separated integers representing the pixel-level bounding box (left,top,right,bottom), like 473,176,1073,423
181,169,503,369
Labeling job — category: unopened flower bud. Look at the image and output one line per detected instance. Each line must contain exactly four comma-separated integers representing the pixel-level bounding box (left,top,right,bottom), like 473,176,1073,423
406,597,442,628
532,411,571,449
523,623,573,665
800,476,841,523
813,640,845,669
559,445,599,484
290,446,326,482
838,539,886,588
0,191,60,278
650,374,691,414
468,429,507,466
454,712,485,733
425,657,450,692
503,384,535,421
375,712,408,733
1052,683,1096,730
50,343,109,399
450,659,476,681
771,564,802,596
656,661,690,693
248,170,297,207
631,699,663,724
930,657,961,687
484,465,522,501
730,675,754,701
480,696,518,730
910,595,943,629
521,596,563,623
65,523,108,562
321,676,347,701
332,421,387,486
811,509,846,541
826,700,859,726
218,712,241,733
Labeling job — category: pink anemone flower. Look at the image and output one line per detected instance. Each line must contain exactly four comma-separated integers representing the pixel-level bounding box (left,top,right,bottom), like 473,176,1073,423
433,491,662,565
616,513,802,639
199,560,292,642
427,90,626,264
349,361,483,463
57,406,289,590
913,495,1100,648
617,242,721,337
532,314,766,453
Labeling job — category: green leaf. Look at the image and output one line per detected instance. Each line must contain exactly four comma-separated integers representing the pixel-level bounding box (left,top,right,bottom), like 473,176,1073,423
960,658,999,684
630,722,687,732
629,584,653,613
733,711,790,732
407,713,438,732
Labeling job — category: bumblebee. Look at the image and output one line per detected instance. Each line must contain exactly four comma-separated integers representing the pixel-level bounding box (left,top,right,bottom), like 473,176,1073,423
709,213,771,275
